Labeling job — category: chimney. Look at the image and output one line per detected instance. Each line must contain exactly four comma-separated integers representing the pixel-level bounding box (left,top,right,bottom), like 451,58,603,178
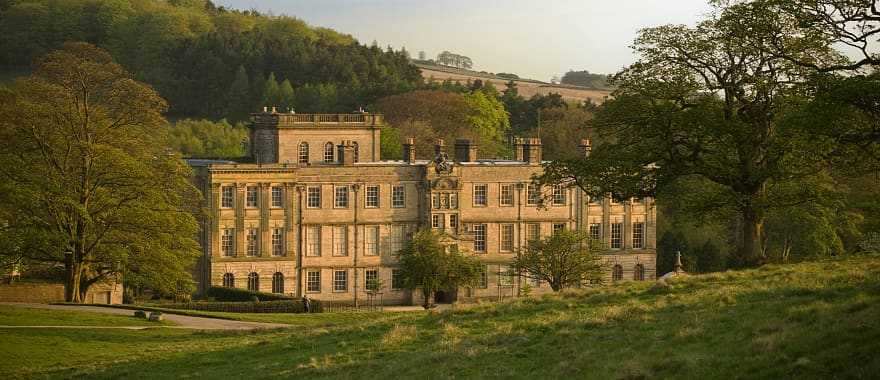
402,137,416,163
338,140,355,166
524,137,542,164
578,139,592,158
514,137,525,161
271,106,277,113
454,139,478,162
262,106,268,113
434,139,446,158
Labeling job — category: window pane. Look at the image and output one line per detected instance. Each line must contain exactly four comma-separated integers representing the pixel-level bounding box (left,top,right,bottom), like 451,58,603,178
271,186,283,208
333,270,348,292
527,184,540,205
299,143,309,163
307,186,321,208
633,222,645,249
333,226,347,256
500,184,513,206
365,226,379,256
272,228,284,256
307,226,321,256
246,229,259,256
611,223,622,249
221,186,234,208
473,184,487,206
552,185,566,205
391,269,403,290
324,142,335,163
501,224,514,252
246,186,258,208
335,186,349,208
473,224,487,252
365,186,379,207
221,228,235,257
307,271,320,292
392,185,405,208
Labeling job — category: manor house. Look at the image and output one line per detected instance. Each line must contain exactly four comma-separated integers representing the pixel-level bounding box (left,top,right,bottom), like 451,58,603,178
189,110,656,305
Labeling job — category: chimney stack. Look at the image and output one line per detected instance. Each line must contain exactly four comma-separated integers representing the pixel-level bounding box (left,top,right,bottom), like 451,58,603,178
403,137,416,163
338,140,355,166
578,139,592,158
271,106,277,113
514,137,525,161
454,139,478,162
434,139,446,158
523,137,542,164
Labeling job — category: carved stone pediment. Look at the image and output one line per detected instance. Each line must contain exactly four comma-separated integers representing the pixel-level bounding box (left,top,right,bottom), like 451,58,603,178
433,152,454,175
431,177,459,190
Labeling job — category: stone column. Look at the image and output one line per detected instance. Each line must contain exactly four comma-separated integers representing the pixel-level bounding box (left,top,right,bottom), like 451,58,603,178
260,182,270,257
235,183,246,257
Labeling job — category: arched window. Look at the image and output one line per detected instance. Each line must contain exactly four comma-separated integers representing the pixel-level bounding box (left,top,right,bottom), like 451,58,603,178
222,273,234,288
324,142,335,163
352,142,359,162
612,264,623,282
634,264,645,281
247,272,259,291
272,272,284,294
298,142,309,164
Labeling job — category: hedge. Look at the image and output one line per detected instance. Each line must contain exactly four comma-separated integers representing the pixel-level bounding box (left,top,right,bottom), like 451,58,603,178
206,286,294,302
161,300,322,313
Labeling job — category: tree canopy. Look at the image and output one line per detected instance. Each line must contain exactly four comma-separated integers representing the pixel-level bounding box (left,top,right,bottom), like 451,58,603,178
395,230,482,309
0,42,201,301
509,230,605,291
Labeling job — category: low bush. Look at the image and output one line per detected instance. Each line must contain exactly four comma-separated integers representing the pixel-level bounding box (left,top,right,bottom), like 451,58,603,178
205,286,294,302
160,300,323,313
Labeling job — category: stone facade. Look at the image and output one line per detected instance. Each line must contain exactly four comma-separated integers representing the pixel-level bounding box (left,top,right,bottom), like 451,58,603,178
190,112,657,305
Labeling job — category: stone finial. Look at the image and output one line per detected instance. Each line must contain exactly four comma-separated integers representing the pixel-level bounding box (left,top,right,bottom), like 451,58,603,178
674,251,685,273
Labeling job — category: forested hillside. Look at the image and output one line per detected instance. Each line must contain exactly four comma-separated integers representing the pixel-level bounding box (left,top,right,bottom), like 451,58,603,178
0,0,423,120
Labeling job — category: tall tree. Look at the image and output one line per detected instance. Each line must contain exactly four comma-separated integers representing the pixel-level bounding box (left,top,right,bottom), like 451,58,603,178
0,42,201,302
509,230,605,291
396,230,481,309
539,1,868,266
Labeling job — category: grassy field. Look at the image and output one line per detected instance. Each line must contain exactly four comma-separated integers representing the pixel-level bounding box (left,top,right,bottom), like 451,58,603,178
0,305,169,327
2,254,879,379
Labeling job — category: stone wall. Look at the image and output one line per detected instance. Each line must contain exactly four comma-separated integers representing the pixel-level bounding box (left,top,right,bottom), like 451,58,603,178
0,281,122,304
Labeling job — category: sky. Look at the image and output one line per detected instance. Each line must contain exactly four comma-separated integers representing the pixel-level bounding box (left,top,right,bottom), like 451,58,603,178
214,0,715,81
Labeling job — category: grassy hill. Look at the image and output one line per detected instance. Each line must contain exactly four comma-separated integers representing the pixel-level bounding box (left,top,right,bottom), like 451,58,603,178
3,255,879,379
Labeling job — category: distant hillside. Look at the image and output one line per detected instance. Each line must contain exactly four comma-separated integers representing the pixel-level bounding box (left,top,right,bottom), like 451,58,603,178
415,61,611,104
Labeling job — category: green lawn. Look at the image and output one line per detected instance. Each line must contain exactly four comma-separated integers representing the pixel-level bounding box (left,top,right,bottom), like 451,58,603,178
0,305,169,327
3,254,879,379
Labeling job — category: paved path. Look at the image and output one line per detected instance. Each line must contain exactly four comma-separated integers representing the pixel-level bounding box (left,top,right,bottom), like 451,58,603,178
0,303,290,330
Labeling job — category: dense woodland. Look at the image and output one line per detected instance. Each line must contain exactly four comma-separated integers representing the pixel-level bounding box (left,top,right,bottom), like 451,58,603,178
0,0,877,290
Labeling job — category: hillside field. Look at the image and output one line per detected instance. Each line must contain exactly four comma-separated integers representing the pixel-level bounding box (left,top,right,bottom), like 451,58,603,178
2,254,878,379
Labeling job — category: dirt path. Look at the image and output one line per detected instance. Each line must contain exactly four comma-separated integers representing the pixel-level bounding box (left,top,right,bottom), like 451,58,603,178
1,303,290,330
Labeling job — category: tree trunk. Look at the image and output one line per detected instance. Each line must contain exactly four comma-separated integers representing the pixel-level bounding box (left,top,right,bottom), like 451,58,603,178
735,204,766,268
422,289,434,309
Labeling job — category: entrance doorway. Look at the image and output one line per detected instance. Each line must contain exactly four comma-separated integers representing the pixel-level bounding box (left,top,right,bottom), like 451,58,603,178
434,289,457,304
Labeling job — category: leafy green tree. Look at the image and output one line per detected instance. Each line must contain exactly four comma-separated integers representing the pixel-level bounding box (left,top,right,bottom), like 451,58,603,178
0,42,200,302
169,119,248,158
694,240,725,273
560,70,610,89
263,72,280,106
509,230,605,291
278,78,295,111
463,89,511,157
396,230,481,309
539,1,872,267
226,65,250,119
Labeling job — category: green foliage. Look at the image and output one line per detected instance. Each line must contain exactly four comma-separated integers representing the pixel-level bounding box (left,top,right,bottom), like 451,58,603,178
169,118,247,158
205,286,293,302
462,89,511,157
0,0,423,120
395,230,482,308
511,230,605,291
560,70,610,89
0,42,201,302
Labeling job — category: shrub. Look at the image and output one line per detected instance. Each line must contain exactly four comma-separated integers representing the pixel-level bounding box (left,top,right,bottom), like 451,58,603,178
160,300,322,313
206,286,294,302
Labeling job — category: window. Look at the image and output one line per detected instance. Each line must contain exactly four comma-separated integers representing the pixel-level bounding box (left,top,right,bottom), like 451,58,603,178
353,142,360,162
432,214,444,229
552,185,566,205
633,222,645,249
364,226,379,256
611,223,622,249
307,186,321,208
271,186,283,208
612,265,623,282
324,142,335,163
392,185,405,208
432,193,441,209
246,186,258,208
526,223,540,243
332,226,347,256
272,272,284,293
272,228,283,256
307,270,320,292
589,223,602,241
473,184,487,206
365,269,379,291
527,184,540,205
498,265,513,286
390,225,405,253
500,184,514,206
553,223,566,235
365,185,379,208
634,264,645,281
333,270,348,292
450,193,458,209
478,265,488,288
500,224,514,252
246,228,259,256
473,224,487,252
306,226,321,256
221,186,234,208
222,273,234,287
298,142,309,164
334,186,349,208
247,272,259,291
449,214,458,230
221,229,235,257
391,269,403,290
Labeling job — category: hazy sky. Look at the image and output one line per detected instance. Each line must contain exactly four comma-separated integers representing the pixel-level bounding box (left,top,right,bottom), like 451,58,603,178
215,0,715,81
